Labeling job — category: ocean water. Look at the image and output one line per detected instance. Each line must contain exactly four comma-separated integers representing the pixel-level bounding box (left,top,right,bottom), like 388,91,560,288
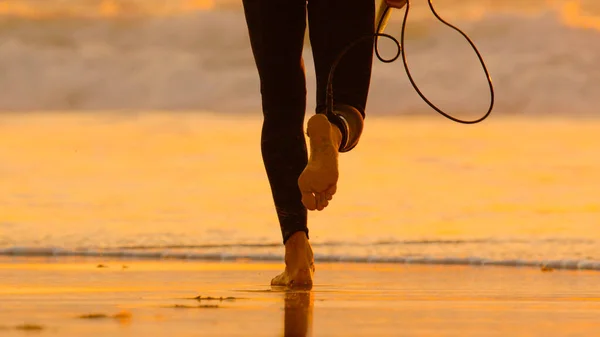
0,1,599,270
0,0,599,115
1,113,599,270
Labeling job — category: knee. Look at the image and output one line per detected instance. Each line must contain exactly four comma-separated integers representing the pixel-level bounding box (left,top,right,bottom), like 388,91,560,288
258,64,306,109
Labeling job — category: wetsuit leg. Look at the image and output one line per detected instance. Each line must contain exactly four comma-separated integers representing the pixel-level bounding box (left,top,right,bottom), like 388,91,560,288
242,0,309,244
307,0,375,152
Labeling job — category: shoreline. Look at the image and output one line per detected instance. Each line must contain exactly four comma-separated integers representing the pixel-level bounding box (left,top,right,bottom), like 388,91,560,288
1,252,600,272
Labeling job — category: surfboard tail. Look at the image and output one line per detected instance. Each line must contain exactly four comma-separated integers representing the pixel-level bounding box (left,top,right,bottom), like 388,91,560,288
376,0,407,34
385,0,408,9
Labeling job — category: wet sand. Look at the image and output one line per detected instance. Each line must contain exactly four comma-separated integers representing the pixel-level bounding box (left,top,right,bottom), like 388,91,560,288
1,113,599,256
1,258,599,336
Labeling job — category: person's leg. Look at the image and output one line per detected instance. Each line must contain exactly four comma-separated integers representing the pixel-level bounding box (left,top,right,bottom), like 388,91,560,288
299,0,375,210
309,0,375,119
241,0,314,287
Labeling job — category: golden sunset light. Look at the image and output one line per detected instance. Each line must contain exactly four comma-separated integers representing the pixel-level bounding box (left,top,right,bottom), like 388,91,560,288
1,0,599,336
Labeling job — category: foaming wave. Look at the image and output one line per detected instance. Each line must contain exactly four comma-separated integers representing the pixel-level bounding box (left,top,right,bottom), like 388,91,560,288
0,8,599,115
113,238,595,250
1,246,599,271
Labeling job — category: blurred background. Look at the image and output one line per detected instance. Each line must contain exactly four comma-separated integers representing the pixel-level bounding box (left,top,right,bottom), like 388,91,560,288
0,0,598,267
0,0,599,115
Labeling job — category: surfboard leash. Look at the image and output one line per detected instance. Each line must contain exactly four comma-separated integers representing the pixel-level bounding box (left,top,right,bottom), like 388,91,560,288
326,0,495,124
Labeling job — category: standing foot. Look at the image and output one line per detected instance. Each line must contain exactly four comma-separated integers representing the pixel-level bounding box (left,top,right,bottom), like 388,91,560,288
271,232,315,288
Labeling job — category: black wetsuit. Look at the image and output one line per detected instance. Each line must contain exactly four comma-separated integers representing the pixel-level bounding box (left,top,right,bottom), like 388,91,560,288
242,0,375,243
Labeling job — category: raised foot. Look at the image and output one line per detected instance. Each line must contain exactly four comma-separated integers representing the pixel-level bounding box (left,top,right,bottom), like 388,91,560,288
298,114,342,211
271,232,315,288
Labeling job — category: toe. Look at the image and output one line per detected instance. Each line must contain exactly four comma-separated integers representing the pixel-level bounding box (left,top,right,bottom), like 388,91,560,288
301,191,317,211
316,194,326,211
318,194,329,210
271,271,288,286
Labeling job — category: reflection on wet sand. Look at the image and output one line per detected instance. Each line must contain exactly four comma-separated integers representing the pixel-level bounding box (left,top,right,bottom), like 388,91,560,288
282,289,313,337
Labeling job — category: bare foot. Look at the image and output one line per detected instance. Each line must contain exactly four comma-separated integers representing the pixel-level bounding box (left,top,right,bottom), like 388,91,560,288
271,232,315,288
298,114,342,211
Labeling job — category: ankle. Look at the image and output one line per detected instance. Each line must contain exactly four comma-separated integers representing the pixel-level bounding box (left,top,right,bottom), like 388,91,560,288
284,232,313,266
286,231,308,246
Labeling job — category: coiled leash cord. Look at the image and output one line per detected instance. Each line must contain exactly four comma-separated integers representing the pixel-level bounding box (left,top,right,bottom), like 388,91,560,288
326,0,495,124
